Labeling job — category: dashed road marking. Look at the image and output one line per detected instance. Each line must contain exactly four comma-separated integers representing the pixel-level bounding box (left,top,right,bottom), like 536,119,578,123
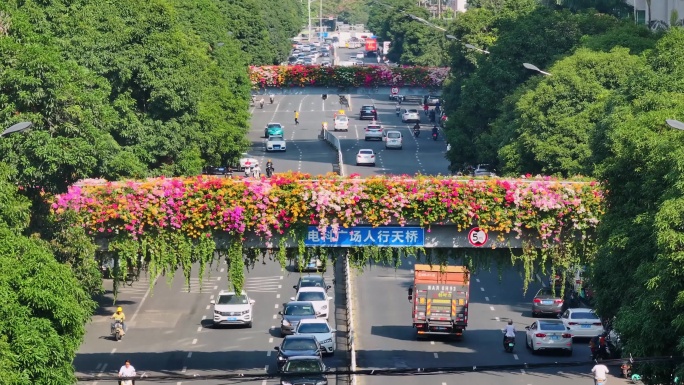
490,306,495,311
520,369,526,374
269,337,274,343
192,338,197,345
495,317,500,321
513,354,519,360
213,285,218,290
210,295,214,300
110,348,116,354
267,350,272,357
205,305,210,310
217,276,221,281
480,287,485,291
220,268,225,273
274,304,279,308
262,381,268,385
276,294,280,299
476,278,480,283
181,366,187,373
273,314,277,319
264,365,269,371
278,284,282,289
187,352,192,358
430,341,435,345
202,315,206,320
197,326,202,332
485,296,490,301
433,353,439,358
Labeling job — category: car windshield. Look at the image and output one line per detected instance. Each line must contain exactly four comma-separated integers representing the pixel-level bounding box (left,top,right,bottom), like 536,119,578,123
387,132,401,138
283,360,323,373
362,106,374,110
408,109,418,113
297,292,326,301
359,150,373,155
571,311,599,320
300,278,325,287
298,323,330,333
337,116,348,122
282,338,318,350
217,294,248,305
539,321,566,331
537,288,559,297
285,304,315,316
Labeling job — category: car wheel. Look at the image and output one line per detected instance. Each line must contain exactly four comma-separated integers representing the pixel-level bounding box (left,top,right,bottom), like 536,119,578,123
371,163,376,167
246,321,253,328
399,146,403,150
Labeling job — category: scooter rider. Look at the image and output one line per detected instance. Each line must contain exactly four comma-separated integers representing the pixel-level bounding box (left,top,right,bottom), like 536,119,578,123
413,123,420,137
266,159,274,176
395,103,401,115
503,319,516,344
432,125,439,139
269,93,275,104
111,307,126,333
259,97,265,109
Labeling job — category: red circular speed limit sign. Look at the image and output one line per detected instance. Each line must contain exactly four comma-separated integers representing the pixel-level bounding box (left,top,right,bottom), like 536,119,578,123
468,227,488,247
391,87,399,94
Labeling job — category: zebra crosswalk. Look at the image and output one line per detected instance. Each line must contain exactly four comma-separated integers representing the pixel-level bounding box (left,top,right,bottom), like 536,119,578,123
179,276,223,293
243,275,284,293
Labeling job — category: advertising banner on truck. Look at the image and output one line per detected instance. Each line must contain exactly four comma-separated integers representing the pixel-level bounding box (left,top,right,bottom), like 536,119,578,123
365,38,377,52
382,41,390,55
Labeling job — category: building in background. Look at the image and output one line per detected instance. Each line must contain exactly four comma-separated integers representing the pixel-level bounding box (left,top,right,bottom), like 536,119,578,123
624,0,684,28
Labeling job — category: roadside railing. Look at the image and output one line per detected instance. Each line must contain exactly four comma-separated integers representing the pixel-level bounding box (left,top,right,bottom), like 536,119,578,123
323,129,345,176
343,252,356,385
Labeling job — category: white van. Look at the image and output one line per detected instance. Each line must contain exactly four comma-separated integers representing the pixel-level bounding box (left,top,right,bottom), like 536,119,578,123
385,130,402,149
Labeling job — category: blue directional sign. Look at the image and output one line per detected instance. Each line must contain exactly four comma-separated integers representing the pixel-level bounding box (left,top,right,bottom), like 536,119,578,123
304,226,425,247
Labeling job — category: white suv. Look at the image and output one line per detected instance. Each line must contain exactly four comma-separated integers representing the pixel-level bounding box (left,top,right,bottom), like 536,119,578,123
211,290,255,328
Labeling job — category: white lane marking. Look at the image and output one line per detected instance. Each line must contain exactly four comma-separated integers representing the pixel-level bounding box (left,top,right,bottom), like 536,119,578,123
433,353,439,358
271,325,275,329
520,369,526,374
217,276,221,281
264,365,270,371
280,276,284,280
276,294,280,299
192,338,197,345
430,341,435,345
409,261,413,265
490,306,495,311
210,295,214,300
476,278,480,283
213,285,218,290
273,314,277,319
205,305,210,310
495,317,500,321
202,315,206,320
110,348,116,354
98,363,108,376
188,352,193,358
513,354,519,360
278,284,282,289
410,269,414,273
442,383,447,385
275,304,279,308
177,382,182,385
130,276,159,322
197,326,202,332
262,381,268,385
267,350,272,357
220,268,225,273
96,363,102,371
181,366,187,373
480,287,485,291
269,337,274,343
485,296,490,301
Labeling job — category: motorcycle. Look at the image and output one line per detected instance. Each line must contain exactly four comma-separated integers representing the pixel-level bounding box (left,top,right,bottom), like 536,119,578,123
591,344,610,361
413,128,420,138
111,320,125,341
322,94,328,101
395,106,401,116
269,96,274,104
259,100,264,109
502,331,515,352
432,132,438,141
266,166,274,177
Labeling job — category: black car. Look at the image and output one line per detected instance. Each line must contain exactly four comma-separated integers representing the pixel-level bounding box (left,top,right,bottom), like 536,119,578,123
280,356,328,385
279,301,317,336
294,275,332,293
359,105,377,120
275,335,322,370
203,166,231,176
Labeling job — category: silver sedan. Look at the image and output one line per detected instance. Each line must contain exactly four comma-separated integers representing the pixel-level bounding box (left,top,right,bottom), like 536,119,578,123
294,318,336,355
525,319,573,355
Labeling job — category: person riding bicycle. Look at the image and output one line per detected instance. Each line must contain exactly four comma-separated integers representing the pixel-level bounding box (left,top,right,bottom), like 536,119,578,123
111,307,126,333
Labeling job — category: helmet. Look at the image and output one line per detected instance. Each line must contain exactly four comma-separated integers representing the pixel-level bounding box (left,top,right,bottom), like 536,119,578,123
117,307,123,312
508,320,513,325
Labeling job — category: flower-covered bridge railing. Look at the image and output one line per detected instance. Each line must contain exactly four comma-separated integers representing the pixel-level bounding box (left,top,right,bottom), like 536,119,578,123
51,174,604,292
249,65,450,88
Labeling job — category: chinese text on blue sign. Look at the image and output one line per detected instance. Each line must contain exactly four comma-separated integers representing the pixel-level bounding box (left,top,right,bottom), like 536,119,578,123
304,226,425,247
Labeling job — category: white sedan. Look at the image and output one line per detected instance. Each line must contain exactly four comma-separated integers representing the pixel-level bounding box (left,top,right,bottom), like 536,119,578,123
559,308,605,338
525,319,573,355
356,149,375,166
266,135,286,152
401,109,420,123
291,286,331,319
334,115,349,131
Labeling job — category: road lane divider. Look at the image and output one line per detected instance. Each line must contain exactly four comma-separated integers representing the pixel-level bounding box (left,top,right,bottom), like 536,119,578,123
344,251,356,385
322,129,345,176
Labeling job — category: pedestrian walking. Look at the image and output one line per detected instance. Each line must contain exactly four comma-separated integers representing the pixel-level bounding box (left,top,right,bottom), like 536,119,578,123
294,110,299,125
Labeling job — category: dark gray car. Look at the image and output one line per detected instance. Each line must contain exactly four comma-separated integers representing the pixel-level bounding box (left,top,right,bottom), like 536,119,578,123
275,335,322,370
532,287,564,317
294,275,332,293
279,301,317,336
280,356,328,385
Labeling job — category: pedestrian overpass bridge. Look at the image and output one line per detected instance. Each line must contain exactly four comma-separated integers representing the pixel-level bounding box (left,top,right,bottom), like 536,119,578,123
53,174,603,251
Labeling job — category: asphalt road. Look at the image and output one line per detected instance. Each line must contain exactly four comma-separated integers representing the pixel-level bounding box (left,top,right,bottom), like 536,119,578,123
352,258,629,385
74,258,347,385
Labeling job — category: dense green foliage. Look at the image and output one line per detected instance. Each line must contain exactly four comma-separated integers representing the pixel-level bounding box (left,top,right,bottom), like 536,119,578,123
367,0,449,66
0,0,303,195
438,0,684,377
0,163,95,385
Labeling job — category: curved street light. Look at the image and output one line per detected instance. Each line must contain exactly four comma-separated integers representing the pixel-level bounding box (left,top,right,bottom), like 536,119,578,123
465,44,490,54
666,119,684,131
1,121,33,137
523,62,552,76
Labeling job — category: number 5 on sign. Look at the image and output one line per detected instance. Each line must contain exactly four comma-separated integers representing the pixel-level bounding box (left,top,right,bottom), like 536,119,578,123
468,227,488,247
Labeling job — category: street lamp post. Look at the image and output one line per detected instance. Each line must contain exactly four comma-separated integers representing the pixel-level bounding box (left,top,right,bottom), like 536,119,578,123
523,62,552,76
666,119,684,131
0,121,32,137
464,43,489,54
